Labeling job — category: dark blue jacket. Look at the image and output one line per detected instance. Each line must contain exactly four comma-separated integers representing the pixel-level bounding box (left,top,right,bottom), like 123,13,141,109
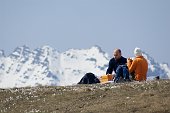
106,56,127,74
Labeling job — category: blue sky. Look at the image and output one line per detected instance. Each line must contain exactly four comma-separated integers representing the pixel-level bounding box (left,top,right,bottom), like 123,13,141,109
0,0,170,64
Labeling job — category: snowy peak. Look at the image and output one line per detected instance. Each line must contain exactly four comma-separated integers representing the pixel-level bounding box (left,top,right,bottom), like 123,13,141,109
9,45,31,59
90,45,104,53
38,45,57,55
33,46,59,58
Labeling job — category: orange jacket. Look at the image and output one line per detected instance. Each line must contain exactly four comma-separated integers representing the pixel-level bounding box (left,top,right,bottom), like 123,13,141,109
127,56,148,81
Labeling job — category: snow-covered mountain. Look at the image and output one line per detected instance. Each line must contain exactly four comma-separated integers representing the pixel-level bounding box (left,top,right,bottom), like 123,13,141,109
0,45,169,88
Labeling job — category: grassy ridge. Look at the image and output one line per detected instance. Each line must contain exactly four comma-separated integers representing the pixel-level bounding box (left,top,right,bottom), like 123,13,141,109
0,80,170,113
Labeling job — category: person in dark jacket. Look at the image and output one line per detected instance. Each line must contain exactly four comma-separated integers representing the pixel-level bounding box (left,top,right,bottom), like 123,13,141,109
106,49,130,83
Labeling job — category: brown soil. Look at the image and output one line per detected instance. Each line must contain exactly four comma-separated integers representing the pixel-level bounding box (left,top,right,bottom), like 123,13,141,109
0,80,170,113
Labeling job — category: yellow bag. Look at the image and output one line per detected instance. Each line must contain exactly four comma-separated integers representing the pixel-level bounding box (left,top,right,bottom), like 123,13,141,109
100,74,114,83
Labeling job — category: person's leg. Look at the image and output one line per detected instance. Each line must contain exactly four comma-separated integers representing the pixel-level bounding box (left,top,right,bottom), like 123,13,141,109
122,66,130,81
114,66,123,83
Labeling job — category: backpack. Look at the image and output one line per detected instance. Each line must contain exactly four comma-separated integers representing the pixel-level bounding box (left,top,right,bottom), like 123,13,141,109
78,73,100,84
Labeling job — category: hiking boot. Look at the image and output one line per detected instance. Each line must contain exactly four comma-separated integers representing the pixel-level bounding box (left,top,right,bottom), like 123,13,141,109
124,79,131,82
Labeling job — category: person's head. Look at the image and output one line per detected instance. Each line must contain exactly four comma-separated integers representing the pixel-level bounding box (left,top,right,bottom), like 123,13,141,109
134,47,142,57
113,49,122,60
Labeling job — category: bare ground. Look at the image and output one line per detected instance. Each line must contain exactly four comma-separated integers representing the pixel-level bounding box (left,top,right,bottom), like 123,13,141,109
0,80,170,113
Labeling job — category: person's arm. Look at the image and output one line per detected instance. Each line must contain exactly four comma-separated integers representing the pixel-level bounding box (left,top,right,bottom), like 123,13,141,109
124,57,127,64
127,58,132,67
128,59,137,73
106,59,114,74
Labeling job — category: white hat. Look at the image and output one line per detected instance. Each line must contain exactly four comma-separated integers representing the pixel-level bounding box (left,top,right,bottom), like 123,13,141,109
134,47,142,56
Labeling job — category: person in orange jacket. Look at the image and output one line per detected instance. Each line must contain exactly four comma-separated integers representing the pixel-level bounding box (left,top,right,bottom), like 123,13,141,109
127,48,148,81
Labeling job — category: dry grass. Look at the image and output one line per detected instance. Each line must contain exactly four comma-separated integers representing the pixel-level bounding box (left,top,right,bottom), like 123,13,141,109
0,80,170,113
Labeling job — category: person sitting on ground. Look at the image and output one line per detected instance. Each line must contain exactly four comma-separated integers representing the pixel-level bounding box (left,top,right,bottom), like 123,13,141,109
106,49,130,83
127,47,148,81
